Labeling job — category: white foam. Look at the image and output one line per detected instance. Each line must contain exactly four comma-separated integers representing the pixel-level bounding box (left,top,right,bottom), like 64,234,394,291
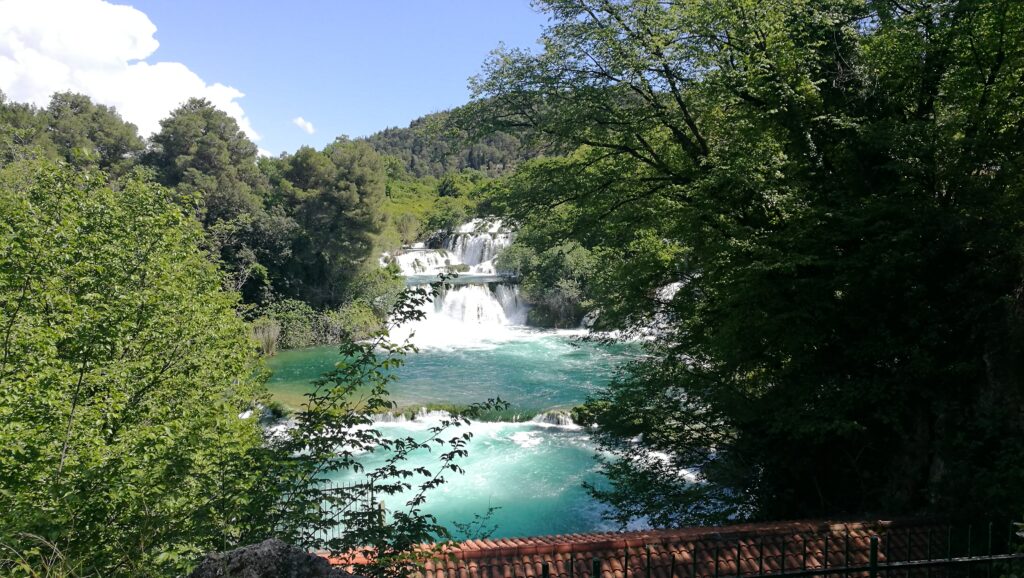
509,431,543,449
389,282,535,350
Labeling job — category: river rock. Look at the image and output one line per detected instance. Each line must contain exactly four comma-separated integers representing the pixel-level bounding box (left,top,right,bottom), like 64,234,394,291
189,539,361,578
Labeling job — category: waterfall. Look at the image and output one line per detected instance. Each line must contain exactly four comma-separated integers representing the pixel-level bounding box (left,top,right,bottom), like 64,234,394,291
386,218,537,348
426,283,529,327
494,283,528,325
434,284,517,325
442,231,513,268
390,282,531,349
529,411,580,428
392,219,514,277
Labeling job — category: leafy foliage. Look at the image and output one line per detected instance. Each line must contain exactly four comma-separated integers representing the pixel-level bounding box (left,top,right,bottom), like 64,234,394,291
0,161,276,576
0,159,508,577
495,228,597,327
474,0,1024,525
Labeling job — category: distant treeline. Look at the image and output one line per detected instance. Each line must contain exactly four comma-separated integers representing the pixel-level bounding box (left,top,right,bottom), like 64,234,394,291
362,108,542,179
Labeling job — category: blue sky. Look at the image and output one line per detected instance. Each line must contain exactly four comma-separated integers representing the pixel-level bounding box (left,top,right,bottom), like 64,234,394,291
0,0,546,155
128,1,547,154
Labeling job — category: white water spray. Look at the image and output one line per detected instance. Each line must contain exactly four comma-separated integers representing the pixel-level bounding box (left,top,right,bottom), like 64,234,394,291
391,282,532,349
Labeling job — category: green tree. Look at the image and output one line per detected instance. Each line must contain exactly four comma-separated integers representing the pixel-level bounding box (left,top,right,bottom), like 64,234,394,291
496,229,597,328
0,161,275,576
45,92,144,173
285,140,387,307
423,196,470,234
475,0,1024,525
0,91,58,166
146,98,266,226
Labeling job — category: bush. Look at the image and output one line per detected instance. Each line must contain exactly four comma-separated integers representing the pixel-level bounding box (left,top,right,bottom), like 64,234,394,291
251,317,281,356
263,299,317,349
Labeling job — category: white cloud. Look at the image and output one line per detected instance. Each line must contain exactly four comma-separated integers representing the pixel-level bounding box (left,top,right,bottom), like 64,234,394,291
292,116,315,135
0,0,260,140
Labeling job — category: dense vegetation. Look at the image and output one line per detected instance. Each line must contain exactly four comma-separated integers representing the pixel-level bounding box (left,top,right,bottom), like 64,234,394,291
0,161,277,575
0,90,513,576
0,90,543,350
4,0,1023,574
363,108,540,179
473,0,1024,525
0,160,493,577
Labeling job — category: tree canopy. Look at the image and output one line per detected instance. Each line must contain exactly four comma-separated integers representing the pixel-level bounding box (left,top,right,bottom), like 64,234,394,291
0,161,275,575
475,0,1024,524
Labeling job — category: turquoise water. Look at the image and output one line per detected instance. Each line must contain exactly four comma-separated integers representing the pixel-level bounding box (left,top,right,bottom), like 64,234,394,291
265,332,634,539
266,333,632,414
346,418,615,538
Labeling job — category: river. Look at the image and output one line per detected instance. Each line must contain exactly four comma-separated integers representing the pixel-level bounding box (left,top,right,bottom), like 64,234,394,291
265,220,636,539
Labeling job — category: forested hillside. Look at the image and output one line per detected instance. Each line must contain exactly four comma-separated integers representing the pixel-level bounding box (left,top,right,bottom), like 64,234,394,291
362,107,541,178
0,90,534,351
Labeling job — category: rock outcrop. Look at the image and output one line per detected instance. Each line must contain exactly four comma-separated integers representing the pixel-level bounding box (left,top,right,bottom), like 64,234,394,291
189,539,361,578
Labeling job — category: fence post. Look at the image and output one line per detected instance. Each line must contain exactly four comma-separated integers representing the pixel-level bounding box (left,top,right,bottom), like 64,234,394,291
926,528,933,578
987,522,993,578
947,526,953,562
593,557,601,578
824,533,830,572
845,528,851,578
543,561,550,578
968,524,974,558
869,536,879,578
647,544,653,578
905,528,912,563
968,524,974,578
905,528,912,578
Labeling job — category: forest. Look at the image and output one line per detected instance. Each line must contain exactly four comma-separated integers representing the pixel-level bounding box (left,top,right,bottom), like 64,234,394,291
2,0,1023,576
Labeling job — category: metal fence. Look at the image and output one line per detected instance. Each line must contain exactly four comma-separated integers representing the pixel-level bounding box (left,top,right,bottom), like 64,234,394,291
445,523,1024,578
310,479,381,544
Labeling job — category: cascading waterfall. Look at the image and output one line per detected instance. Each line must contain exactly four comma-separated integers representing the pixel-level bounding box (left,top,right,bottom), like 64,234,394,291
442,231,512,269
388,219,533,349
389,219,514,277
433,284,522,326
390,282,531,349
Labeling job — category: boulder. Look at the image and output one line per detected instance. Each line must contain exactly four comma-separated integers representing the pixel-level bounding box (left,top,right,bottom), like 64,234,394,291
189,539,361,578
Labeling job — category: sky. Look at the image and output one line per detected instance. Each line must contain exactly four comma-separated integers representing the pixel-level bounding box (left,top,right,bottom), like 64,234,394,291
0,0,548,156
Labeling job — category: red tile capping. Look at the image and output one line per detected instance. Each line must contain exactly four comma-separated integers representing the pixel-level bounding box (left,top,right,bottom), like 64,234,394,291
328,518,948,578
